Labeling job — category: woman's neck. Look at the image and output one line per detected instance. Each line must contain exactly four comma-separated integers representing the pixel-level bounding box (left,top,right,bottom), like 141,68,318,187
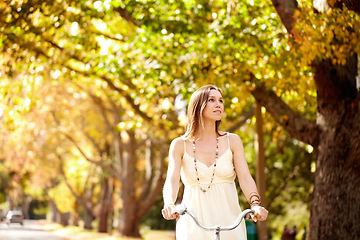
195,120,217,141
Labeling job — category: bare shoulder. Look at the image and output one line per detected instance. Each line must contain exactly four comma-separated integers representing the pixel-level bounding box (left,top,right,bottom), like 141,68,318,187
228,133,242,143
170,137,184,148
169,137,185,156
228,133,244,151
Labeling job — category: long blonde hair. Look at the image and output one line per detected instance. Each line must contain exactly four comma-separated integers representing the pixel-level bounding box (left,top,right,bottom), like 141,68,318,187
182,85,224,140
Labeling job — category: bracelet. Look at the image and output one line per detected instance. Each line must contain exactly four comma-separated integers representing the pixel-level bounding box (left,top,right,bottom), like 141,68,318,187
248,192,260,204
248,192,259,201
250,200,261,207
164,203,175,208
250,197,261,206
251,203,261,208
250,196,260,204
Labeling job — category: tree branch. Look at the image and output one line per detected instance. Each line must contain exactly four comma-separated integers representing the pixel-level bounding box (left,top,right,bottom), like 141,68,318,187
342,0,360,14
63,132,121,179
227,104,255,133
249,80,320,147
6,29,151,122
91,29,126,42
267,165,300,208
270,0,298,34
51,110,121,179
66,65,152,122
57,154,94,217
137,147,166,218
114,7,141,27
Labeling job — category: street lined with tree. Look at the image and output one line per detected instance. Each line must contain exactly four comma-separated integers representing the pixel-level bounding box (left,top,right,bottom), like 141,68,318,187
0,0,359,239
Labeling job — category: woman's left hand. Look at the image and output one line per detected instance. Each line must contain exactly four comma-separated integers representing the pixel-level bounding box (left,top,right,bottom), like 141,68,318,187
250,205,268,222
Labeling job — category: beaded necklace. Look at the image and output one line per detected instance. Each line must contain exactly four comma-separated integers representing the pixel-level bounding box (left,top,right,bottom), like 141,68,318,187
192,136,219,192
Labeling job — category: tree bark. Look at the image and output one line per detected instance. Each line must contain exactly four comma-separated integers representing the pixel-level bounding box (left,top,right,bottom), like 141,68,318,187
343,0,360,13
72,201,79,226
308,56,360,240
21,194,32,219
59,212,70,226
50,200,58,222
255,102,268,240
253,1,360,238
249,59,360,240
98,178,113,233
270,0,298,33
118,131,141,237
83,205,94,229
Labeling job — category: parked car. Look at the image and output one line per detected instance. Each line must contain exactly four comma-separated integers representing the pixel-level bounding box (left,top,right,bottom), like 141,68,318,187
6,210,24,225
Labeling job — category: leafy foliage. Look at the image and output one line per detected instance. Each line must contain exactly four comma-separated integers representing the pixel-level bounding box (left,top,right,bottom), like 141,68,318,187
293,2,360,66
1,0,358,238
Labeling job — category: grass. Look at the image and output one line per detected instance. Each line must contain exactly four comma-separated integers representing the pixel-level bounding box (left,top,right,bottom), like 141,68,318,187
39,220,175,240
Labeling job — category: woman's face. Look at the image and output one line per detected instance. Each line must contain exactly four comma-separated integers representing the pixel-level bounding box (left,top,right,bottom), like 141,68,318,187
202,89,224,121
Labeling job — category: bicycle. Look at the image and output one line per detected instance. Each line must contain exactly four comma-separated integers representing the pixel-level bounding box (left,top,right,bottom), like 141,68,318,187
175,204,255,240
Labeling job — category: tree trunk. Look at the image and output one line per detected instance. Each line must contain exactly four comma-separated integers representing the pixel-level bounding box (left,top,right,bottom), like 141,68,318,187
108,182,115,233
308,56,360,239
255,102,268,240
270,0,298,32
21,195,32,219
83,207,94,229
50,200,58,222
59,212,70,226
118,131,141,237
254,0,360,238
250,59,360,239
98,177,113,233
72,201,79,226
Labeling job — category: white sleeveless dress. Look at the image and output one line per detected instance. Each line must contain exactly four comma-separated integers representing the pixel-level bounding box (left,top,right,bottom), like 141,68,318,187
176,133,247,240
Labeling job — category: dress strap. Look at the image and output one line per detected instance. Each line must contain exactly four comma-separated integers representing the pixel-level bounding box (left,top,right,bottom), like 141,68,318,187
183,138,187,154
227,132,230,149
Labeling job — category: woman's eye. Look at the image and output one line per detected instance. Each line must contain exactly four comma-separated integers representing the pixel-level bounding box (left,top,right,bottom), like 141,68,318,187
208,99,214,102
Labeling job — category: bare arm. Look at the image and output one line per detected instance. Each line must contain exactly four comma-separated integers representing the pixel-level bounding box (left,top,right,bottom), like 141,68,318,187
162,137,183,220
230,133,268,221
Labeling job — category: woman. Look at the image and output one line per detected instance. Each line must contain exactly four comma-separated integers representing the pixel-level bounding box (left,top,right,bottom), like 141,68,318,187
162,85,268,239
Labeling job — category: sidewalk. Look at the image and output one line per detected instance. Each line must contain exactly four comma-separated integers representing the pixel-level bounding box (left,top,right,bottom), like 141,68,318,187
39,220,175,240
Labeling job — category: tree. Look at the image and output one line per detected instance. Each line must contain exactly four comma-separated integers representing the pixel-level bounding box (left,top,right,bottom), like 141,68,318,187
2,0,358,239
0,1,260,236
249,0,360,239
130,1,359,238
0,1,175,236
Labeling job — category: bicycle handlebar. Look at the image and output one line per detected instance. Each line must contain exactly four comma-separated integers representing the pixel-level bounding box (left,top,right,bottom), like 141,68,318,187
175,204,254,232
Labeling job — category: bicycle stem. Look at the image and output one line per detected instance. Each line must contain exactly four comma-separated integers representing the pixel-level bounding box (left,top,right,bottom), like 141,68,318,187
175,204,255,240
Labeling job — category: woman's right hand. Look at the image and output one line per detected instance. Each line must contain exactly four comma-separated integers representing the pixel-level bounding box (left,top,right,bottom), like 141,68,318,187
162,204,180,221
250,205,268,222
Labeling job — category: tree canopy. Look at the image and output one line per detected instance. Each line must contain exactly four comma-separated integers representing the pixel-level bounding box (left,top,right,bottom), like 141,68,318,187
1,0,359,239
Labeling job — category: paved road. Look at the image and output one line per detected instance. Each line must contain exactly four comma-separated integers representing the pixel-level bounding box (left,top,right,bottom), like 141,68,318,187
0,220,64,240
